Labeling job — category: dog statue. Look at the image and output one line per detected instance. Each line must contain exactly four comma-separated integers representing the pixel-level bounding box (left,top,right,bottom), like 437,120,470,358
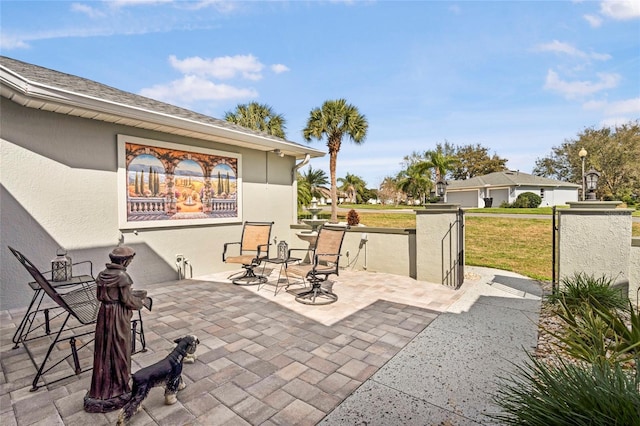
117,335,199,425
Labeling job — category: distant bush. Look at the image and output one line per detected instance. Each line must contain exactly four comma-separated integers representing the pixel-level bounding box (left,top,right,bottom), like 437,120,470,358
512,192,542,208
347,209,360,226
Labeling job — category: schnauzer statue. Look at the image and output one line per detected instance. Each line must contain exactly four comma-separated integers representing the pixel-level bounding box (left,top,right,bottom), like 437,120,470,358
118,335,199,425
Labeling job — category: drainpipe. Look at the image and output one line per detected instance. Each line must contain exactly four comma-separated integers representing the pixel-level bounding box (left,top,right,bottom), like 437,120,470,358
292,154,311,223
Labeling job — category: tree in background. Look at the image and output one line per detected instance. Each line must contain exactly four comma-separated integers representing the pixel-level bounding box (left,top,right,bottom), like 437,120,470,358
449,143,508,180
304,99,368,223
338,173,367,203
378,176,402,205
421,148,458,183
224,102,287,138
395,163,432,205
534,121,640,202
296,174,312,210
299,165,328,200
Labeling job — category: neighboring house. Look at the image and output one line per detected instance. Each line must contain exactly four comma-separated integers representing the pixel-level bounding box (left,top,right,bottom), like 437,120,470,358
1,56,324,311
445,170,579,208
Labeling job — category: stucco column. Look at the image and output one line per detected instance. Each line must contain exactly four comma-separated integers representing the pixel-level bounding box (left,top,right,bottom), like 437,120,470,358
558,201,632,285
415,204,462,284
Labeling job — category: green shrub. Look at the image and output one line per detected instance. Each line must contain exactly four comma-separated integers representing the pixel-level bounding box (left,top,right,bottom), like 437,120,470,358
549,295,640,366
512,191,542,208
492,356,640,426
547,272,626,312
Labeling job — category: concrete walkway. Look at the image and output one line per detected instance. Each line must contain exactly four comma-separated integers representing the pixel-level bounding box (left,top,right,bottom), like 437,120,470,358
1,266,542,425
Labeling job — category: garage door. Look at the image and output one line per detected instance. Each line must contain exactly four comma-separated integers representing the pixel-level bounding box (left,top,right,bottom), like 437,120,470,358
489,188,509,207
446,190,477,207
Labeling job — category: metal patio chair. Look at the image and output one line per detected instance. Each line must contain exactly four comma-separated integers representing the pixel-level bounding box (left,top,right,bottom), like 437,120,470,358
223,221,274,285
8,246,151,391
287,225,349,305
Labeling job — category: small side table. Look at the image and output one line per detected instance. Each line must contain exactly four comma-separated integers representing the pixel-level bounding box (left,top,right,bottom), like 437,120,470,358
259,257,300,295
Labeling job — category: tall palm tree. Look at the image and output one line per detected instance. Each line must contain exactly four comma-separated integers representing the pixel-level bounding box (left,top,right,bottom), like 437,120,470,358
224,102,287,138
338,173,367,203
300,165,328,199
303,99,368,223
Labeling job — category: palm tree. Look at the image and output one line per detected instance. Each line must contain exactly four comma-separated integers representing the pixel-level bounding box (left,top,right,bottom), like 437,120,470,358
303,99,368,223
338,173,367,203
296,175,312,210
396,163,432,205
300,165,328,199
224,102,287,138
419,149,457,182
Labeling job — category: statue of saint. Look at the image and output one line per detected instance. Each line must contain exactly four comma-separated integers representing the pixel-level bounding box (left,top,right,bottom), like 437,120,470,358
84,246,146,413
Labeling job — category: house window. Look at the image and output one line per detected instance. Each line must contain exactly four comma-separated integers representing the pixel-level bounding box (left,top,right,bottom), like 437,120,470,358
540,188,545,198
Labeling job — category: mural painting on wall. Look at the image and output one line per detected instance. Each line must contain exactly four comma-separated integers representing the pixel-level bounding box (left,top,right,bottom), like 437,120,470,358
117,135,242,229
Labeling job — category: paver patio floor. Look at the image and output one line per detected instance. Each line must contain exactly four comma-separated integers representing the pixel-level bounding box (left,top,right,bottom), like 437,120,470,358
1,268,468,425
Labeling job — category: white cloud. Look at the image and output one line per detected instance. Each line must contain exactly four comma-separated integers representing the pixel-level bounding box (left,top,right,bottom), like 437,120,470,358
599,0,640,20
583,97,640,115
600,117,631,128
583,14,603,27
271,64,290,74
139,75,258,104
71,3,106,18
169,54,264,80
0,34,30,50
108,0,172,8
544,69,620,99
535,40,610,61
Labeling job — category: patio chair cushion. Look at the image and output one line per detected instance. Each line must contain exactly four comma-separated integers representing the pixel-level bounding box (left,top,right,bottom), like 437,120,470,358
224,254,258,265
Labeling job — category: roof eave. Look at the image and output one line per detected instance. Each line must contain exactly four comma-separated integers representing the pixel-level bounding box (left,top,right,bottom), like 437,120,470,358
0,66,325,160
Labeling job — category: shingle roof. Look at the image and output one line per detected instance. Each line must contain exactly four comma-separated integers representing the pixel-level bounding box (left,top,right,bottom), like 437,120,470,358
447,170,579,189
0,56,323,158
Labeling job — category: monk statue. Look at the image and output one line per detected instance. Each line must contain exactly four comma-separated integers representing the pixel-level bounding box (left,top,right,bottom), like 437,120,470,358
84,246,146,413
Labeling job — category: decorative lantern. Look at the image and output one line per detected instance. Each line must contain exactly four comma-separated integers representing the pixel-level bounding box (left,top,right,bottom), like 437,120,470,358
51,249,72,282
436,178,448,202
585,168,601,200
277,240,288,260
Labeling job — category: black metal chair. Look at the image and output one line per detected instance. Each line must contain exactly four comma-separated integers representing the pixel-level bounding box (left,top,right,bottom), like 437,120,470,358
223,221,274,285
8,246,151,391
287,225,349,305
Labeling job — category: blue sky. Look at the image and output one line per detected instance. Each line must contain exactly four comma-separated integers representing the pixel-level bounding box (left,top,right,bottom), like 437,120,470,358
2,1,639,188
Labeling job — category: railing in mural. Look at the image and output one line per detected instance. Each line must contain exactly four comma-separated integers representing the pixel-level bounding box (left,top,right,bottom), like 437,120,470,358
128,197,167,214
127,197,237,215
208,199,237,212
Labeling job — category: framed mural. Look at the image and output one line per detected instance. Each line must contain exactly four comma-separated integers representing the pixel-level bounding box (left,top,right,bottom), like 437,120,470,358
118,135,242,229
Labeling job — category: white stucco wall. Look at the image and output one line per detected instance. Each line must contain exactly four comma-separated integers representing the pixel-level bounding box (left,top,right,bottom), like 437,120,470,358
630,239,640,308
1,99,298,310
558,206,632,284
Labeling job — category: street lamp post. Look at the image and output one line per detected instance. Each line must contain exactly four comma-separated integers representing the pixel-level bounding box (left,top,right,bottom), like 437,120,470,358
579,148,587,201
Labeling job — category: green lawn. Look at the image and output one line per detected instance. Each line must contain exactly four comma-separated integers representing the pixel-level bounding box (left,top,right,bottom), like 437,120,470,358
313,207,639,282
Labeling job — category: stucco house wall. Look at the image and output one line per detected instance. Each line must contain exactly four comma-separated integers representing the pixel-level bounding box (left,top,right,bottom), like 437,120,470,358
1,99,308,310
630,239,640,306
446,171,579,208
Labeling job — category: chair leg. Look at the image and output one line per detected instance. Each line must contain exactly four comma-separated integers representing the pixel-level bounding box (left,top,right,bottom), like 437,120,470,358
232,265,267,286
294,278,338,305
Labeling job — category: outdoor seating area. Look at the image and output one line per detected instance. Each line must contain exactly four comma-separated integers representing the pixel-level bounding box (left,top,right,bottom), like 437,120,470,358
1,265,542,425
7,247,152,392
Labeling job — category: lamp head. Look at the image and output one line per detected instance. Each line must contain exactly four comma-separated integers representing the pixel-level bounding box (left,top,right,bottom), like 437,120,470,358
579,147,587,158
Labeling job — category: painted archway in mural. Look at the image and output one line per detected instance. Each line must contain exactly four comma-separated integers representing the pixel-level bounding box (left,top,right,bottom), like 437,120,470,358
118,134,241,229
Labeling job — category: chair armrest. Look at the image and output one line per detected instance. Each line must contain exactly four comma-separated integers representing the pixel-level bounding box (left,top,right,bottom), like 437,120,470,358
223,242,241,261
71,260,93,278
313,252,342,265
256,243,270,259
